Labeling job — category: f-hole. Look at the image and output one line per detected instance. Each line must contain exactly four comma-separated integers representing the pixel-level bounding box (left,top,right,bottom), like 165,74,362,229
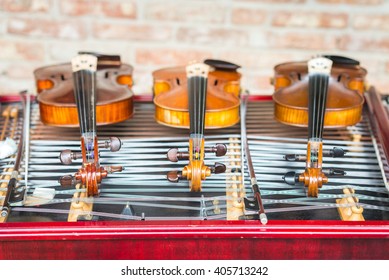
214,79,218,86
176,78,180,86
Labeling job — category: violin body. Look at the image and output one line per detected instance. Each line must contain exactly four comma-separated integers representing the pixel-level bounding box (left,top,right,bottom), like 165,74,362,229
34,60,134,127
153,65,241,129
273,59,366,128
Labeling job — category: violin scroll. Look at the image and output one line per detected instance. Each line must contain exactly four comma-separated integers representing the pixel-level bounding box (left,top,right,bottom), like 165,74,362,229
59,164,122,196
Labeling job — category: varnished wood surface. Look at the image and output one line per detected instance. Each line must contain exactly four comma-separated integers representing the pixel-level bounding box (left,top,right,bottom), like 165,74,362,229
153,65,241,129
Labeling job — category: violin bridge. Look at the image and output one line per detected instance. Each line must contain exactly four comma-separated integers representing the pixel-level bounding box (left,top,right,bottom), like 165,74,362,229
68,184,94,222
226,137,245,220
336,187,365,221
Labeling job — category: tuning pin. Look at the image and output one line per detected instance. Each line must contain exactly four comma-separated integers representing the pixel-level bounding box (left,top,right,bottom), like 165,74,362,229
167,170,183,183
210,162,226,174
322,168,346,176
104,165,123,173
59,150,82,165
58,175,78,187
167,148,189,162
99,137,122,152
205,144,227,157
283,171,299,185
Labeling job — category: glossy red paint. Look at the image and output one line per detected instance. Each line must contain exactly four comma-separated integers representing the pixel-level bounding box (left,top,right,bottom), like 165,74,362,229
0,220,388,259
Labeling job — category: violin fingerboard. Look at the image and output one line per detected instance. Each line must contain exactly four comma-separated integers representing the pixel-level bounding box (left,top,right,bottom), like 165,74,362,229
72,64,97,136
308,73,329,140
188,76,207,136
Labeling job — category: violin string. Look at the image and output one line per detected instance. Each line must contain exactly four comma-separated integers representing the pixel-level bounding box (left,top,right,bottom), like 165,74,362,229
318,74,327,140
73,59,98,162
20,193,389,212
202,75,207,136
310,73,315,140
318,74,323,140
193,75,196,137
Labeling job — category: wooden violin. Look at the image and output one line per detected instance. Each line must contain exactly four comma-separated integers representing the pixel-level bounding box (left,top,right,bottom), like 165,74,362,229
57,54,123,197
153,59,241,129
154,61,240,191
273,56,367,197
34,52,134,127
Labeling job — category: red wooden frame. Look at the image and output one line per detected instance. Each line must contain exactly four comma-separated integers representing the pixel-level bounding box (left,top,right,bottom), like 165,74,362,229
0,220,388,259
0,93,388,260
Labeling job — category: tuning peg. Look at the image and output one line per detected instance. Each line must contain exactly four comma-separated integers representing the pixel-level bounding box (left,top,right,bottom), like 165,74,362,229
284,147,345,162
322,168,346,176
284,154,306,161
167,148,189,162
99,136,122,152
58,175,78,187
210,162,226,174
283,171,299,185
104,165,123,173
324,147,345,158
205,144,227,157
167,170,183,182
59,150,82,165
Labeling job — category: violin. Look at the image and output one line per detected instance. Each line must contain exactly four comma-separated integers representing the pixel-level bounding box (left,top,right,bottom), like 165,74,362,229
153,59,241,129
34,52,134,127
56,54,123,197
273,56,367,197
153,60,241,191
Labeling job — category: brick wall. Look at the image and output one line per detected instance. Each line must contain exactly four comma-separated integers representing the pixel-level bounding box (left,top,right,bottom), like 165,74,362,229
0,0,388,95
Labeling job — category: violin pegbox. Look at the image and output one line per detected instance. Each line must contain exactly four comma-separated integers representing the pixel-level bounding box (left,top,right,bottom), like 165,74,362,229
166,143,227,191
58,135,123,196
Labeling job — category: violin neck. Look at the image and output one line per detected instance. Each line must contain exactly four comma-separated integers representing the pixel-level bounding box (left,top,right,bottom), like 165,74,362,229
187,63,210,138
72,54,98,163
